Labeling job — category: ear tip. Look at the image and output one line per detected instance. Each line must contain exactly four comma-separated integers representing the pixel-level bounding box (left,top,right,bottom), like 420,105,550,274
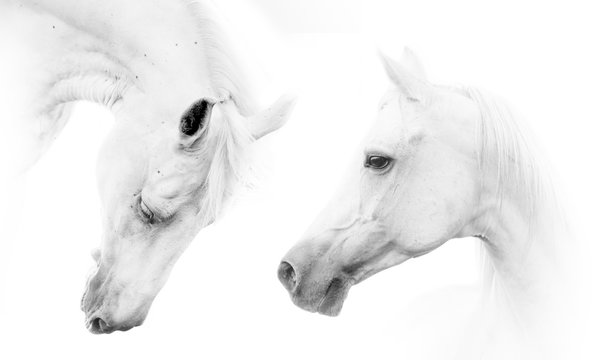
401,46,421,65
378,51,403,75
378,47,420,66
281,92,298,102
276,93,299,110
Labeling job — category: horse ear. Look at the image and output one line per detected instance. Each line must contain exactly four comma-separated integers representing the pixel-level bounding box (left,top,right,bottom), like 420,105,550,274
179,98,216,147
379,50,431,102
400,47,427,81
248,94,297,140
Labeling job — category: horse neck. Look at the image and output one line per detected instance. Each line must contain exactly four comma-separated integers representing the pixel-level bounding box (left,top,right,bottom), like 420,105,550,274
38,16,210,113
30,0,237,111
475,166,567,324
458,87,566,315
22,0,217,164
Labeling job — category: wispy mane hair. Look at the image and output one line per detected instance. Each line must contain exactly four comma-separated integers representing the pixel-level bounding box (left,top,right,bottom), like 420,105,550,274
182,0,258,224
195,107,254,227
460,87,562,295
464,87,544,223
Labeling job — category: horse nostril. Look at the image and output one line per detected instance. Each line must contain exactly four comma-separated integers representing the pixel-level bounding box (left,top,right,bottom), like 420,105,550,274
278,261,297,292
90,317,113,334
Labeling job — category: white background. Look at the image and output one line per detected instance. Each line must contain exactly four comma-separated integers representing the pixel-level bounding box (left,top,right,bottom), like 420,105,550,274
1,0,597,359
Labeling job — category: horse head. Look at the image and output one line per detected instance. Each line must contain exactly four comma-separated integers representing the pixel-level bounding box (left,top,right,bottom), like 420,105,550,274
82,92,295,333
278,49,484,315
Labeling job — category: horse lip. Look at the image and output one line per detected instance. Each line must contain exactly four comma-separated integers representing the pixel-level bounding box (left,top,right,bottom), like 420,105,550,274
316,277,353,316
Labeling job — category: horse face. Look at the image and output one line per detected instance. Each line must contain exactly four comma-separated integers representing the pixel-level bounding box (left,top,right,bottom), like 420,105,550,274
279,51,481,316
83,95,295,333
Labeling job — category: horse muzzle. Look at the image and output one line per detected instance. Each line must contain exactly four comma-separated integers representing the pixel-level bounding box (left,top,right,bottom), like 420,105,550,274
81,290,149,334
277,260,354,316
81,268,152,334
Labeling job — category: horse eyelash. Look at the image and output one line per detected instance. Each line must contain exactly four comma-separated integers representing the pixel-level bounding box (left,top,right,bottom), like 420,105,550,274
138,196,155,223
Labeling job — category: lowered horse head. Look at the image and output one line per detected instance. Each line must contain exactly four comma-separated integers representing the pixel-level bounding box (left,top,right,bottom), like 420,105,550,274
9,0,296,333
279,48,559,318
82,91,295,333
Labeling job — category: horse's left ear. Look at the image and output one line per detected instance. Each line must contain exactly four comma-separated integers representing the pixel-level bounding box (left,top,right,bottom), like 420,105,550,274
248,94,297,140
400,47,427,81
179,98,216,147
379,50,432,102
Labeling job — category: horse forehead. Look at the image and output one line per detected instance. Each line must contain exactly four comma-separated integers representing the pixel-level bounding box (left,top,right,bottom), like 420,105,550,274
366,96,415,147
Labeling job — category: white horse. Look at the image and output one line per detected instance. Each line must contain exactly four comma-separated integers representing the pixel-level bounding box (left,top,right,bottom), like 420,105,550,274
1,0,295,334
278,49,569,358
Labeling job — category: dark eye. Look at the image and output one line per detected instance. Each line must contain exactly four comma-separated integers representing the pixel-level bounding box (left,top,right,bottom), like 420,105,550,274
139,198,155,223
365,155,391,170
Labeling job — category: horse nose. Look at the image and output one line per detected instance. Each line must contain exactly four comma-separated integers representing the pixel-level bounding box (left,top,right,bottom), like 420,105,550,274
89,317,136,334
89,317,114,334
278,261,297,292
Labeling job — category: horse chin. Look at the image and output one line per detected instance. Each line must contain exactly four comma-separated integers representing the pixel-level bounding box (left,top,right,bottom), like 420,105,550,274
316,277,353,317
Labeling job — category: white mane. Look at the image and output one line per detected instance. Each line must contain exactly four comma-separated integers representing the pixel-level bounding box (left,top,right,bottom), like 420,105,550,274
195,105,254,226
181,0,258,222
464,88,544,229
460,86,565,299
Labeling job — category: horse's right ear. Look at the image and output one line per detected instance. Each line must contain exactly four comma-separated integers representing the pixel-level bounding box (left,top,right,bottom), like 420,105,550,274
179,98,216,148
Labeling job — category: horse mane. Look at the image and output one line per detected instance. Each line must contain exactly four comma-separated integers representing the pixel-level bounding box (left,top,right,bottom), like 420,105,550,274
464,87,544,228
459,87,563,301
194,105,254,226
181,1,258,222
184,0,258,117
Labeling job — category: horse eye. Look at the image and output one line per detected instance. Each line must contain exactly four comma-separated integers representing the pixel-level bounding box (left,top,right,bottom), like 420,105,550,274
365,155,391,170
139,198,155,223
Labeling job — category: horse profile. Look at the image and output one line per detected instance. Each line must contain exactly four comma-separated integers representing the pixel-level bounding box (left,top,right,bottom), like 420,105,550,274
2,0,295,333
278,49,569,358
